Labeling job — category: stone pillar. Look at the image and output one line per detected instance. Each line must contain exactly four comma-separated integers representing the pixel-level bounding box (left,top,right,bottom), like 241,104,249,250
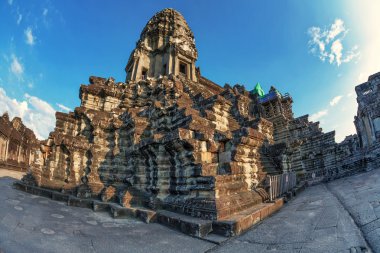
363,116,373,147
167,49,174,75
0,137,4,161
154,54,162,78
5,138,9,161
173,55,178,76
368,116,376,142
17,145,21,163
131,58,139,81
191,63,197,82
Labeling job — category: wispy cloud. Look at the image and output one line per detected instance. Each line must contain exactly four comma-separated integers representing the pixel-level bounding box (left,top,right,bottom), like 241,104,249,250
43,8,48,16
56,103,71,112
309,110,328,122
10,54,24,77
7,0,13,5
17,13,22,25
329,95,343,106
308,19,360,66
0,88,56,139
24,27,35,45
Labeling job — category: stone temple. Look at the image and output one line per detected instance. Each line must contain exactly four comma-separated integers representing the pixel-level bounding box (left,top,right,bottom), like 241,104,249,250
19,8,380,236
0,113,38,171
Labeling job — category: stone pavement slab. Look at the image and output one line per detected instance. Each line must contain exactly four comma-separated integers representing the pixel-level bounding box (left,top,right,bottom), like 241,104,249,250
211,184,369,253
0,176,215,253
0,169,24,180
328,169,380,252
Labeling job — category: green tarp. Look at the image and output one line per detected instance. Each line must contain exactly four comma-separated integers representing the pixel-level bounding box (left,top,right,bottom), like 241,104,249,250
252,82,265,97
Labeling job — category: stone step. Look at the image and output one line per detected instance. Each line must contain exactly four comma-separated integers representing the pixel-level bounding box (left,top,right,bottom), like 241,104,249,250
156,210,213,238
216,191,263,218
13,180,284,240
13,181,156,224
212,198,284,237
110,203,157,223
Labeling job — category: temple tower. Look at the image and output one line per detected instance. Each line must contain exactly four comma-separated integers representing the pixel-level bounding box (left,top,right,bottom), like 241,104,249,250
258,86,293,143
125,8,198,82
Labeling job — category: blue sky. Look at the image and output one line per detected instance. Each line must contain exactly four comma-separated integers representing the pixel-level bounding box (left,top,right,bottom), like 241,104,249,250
1,0,379,141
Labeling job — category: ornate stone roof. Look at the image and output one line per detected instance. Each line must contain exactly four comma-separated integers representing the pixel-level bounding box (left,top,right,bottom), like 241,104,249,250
138,8,197,59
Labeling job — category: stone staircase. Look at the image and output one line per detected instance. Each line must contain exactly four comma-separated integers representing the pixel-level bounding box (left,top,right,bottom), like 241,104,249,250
13,180,284,242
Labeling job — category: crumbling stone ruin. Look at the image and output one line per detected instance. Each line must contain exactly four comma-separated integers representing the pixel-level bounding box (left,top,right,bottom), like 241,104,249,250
20,8,380,236
0,112,39,171
353,72,380,169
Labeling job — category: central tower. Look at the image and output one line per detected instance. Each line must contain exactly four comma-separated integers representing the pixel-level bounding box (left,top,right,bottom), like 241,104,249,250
125,8,198,82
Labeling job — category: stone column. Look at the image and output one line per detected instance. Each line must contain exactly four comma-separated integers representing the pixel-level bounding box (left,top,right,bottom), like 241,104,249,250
17,144,22,163
131,58,139,81
167,50,174,75
154,54,162,78
0,137,4,161
174,55,179,76
4,138,9,161
191,63,197,82
363,116,373,146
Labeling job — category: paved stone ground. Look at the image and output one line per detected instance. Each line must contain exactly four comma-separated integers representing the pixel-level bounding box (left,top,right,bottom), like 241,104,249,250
1,168,379,253
211,183,371,253
0,170,24,180
0,170,215,253
328,169,380,252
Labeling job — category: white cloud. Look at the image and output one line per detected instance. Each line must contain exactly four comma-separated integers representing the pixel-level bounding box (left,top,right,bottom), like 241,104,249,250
43,8,48,16
10,54,24,77
24,27,35,45
308,19,359,66
56,103,71,112
329,95,343,106
17,13,22,25
330,39,343,65
0,88,56,139
309,109,328,122
25,93,56,115
8,0,13,5
342,45,360,64
326,19,346,43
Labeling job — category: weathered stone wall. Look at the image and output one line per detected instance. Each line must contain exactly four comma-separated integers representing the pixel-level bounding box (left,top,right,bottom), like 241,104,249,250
353,72,380,170
0,113,39,171
30,72,282,219
355,72,380,148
